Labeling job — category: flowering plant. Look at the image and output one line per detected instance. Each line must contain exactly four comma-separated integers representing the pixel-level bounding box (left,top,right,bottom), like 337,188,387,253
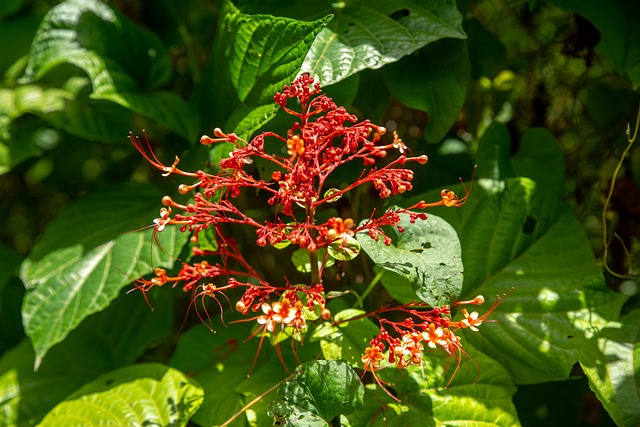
129,74,505,418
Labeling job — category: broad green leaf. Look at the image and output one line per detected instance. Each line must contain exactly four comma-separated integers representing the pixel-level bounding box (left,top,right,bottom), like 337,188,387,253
511,128,565,196
38,363,203,427
327,235,361,261
236,0,466,86
304,0,467,83
347,343,519,426
20,183,189,368
268,360,365,424
0,291,173,427
580,310,640,427
383,38,470,143
357,213,463,307
199,1,331,138
292,248,334,273
20,0,198,139
410,178,627,383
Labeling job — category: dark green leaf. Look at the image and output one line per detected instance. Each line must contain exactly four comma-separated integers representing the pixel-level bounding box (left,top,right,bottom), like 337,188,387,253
20,183,189,368
409,178,627,383
580,310,640,427
357,213,463,307
475,122,515,181
199,1,331,137
269,360,364,424
20,0,198,139
312,308,379,366
511,127,565,196
383,39,470,143
38,363,203,427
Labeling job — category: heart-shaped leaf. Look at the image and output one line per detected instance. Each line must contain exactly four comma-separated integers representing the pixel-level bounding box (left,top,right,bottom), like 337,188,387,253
357,213,463,307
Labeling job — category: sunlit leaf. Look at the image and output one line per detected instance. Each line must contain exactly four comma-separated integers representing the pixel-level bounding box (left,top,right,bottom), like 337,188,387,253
409,178,627,383
20,183,189,368
580,310,640,427
268,360,365,424
347,343,519,426
38,363,203,427
357,213,463,307
0,291,173,427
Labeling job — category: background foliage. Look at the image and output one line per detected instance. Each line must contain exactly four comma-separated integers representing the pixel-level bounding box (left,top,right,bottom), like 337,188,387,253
1,0,639,426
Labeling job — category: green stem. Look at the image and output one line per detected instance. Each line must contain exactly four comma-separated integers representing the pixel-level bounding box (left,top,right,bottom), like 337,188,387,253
357,269,385,307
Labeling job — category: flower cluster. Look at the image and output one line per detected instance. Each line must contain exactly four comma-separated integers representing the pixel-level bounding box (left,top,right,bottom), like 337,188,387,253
129,73,484,386
360,293,508,396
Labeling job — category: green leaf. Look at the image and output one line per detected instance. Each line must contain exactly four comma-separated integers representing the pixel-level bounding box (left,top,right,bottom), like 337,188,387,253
327,235,361,261
268,360,365,424
302,0,466,85
511,128,565,196
20,183,189,369
292,248,334,273
475,122,515,181
38,363,203,427
410,177,627,383
313,308,379,366
356,213,463,307
170,321,294,427
580,310,640,427
199,1,331,137
0,290,173,427
1,81,134,142
20,0,198,139
347,343,519,426
383,38,470,143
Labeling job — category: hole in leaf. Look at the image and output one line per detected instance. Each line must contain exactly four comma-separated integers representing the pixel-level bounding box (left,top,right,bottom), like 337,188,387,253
522,215,536,234
389,9,410,21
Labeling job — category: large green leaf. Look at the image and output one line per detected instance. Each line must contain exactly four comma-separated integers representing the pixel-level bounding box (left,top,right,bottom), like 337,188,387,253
410,178,627,383
580,310,640,427
0,290,173,427
475,122,564,196
236,0,466,86
199,0,331,139
19,0,198,140
347,343,519,426
357,213,463,307
268,360,365,425
383,38,470,143
20,183,189,368
38,363,203,427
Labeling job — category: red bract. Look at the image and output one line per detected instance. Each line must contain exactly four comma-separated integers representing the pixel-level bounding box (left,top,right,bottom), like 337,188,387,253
129,74,489,398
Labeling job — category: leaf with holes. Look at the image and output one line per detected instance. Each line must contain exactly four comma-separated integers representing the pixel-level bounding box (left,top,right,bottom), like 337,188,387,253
357,213,463,307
